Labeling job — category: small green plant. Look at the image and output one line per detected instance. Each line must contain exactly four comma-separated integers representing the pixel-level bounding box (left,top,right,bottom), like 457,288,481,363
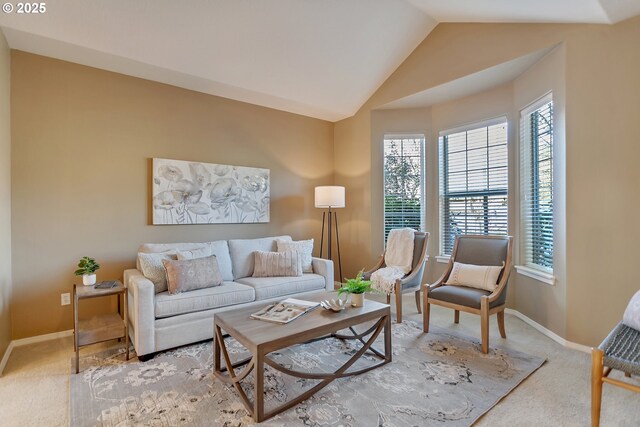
337,270,374,296
74,257,100,276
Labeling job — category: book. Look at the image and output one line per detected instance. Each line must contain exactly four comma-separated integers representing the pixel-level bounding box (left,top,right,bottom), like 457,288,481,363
95,280,118,289
250,298,320,324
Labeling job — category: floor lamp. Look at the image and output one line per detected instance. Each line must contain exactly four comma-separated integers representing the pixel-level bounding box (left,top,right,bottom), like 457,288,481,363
315,186,344,282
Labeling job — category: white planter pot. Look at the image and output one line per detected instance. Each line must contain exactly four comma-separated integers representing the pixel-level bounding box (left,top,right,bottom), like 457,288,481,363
350,293,365,307
83,274,97,286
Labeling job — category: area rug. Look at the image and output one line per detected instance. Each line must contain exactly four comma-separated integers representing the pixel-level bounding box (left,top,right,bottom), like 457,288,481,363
70,320,545,426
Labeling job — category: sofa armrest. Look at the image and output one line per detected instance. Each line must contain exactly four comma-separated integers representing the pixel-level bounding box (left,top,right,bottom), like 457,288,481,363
312,257,335,291
124,269,156,357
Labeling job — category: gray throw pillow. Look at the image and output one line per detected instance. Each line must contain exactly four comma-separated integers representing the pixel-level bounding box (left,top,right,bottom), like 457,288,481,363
137,252,176,293
162,255,223,295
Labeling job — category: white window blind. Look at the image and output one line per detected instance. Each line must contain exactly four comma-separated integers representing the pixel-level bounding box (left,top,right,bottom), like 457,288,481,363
520,95,554,271
383,135,425,242
439,119,508,255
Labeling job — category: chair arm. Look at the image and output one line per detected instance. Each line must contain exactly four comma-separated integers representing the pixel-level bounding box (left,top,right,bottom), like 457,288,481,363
486,266,513,303
312,257,335,291
362,254,385,280
422,262,452,293
399,259,427,289
124,269,156,357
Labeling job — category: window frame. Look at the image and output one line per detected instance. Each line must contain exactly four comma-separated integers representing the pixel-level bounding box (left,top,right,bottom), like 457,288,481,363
382,134,426,244
519,92,555,278
438,117,509,256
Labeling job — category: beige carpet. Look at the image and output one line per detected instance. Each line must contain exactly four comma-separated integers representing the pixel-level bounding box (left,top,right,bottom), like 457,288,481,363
1,296,639,426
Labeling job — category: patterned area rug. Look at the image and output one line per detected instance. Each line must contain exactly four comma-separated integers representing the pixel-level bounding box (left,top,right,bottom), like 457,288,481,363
70,320,544,426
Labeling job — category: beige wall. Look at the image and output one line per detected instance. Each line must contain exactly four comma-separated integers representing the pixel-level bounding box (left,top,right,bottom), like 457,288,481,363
10,52,334,339
335,17,640,346
0,31,12,361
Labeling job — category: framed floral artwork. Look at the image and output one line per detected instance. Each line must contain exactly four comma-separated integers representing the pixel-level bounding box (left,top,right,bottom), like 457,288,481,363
152,158,270,224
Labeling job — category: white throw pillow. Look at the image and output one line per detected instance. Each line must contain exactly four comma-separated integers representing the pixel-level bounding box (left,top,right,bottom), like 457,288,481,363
277,239,314,273
253,250,302,277
176,246,213,260
445,261,504,292
137,252,177,293
622,290,640,331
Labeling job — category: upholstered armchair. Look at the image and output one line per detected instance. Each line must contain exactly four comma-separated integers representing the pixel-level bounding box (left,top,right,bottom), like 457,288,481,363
363,231,429,323
423,234,513,353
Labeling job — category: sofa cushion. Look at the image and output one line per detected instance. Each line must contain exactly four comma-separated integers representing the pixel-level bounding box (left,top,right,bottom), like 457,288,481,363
138,240,234,281
429,285,503,309
154,281,255,318
228,235,292,279
235,274,325,300
277,239,314,273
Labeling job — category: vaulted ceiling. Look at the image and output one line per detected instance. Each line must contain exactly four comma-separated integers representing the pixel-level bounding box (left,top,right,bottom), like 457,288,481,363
1,0,638,121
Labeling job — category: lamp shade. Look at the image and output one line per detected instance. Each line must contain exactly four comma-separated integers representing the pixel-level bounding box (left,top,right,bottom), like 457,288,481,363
315,186,345,208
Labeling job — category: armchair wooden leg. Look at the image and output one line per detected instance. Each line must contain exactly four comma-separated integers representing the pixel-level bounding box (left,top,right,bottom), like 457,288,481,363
497,310,507,338
454,310,460,324
415,290,421,314
386,294,391,304
423,294,430,333
591,348,604,427
480,298,489,354
395,281,403,323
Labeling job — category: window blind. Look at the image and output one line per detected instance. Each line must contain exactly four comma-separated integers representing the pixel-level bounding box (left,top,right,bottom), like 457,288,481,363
439,120,508,255
520,96,554,270
383,135,425,242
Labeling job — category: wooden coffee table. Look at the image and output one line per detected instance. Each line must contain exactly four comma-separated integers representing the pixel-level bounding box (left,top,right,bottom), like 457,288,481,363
213,293,392,422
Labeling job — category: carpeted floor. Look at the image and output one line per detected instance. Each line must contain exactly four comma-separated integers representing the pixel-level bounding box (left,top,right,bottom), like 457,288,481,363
1,297,639,426
70,320,544,426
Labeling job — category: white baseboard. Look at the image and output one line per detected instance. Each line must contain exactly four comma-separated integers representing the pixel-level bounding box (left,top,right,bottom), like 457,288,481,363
0,329,73,376
0,341,15,377
505,308,592,354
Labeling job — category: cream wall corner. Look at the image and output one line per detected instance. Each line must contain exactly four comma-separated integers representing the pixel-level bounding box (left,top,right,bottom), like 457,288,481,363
0,30,12,363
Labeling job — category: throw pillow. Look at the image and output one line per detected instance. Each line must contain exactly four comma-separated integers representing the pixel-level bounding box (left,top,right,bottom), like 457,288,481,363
162,255,223,295
137,252,177,294
622,290,640,331
176,246,213,260
445,261,504,292
277,239,314,273
253,250,302,277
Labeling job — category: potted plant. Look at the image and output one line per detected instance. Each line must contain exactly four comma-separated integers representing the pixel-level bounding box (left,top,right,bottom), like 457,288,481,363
337,270,374,307
74,256,100,286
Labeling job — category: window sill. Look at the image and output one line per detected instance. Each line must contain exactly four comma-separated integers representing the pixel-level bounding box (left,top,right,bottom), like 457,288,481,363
514,265,556,286
435,255,451,264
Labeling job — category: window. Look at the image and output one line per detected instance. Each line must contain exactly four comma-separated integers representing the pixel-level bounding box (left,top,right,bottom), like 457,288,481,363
439,119,508,255
520,94,554,271
383,135,425,242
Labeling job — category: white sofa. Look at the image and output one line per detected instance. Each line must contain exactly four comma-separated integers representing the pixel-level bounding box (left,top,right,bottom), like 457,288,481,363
124,235,334,359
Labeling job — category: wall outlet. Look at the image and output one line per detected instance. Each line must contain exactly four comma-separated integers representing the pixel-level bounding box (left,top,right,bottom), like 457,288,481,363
61,293,71,306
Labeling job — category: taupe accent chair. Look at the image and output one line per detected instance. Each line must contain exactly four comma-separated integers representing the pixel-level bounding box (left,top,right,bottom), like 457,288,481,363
363,231,429,323
423,234,513,354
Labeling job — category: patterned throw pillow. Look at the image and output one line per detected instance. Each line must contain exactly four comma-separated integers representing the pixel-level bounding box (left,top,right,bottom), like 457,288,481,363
162,255,223,295
623,290,640,331
253,250,302,278
137,252,177,293
276,239,314,273
445,261,504,292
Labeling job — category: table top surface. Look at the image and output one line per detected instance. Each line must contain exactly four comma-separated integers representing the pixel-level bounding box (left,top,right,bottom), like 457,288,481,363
214,292,390,349
74,280,125,298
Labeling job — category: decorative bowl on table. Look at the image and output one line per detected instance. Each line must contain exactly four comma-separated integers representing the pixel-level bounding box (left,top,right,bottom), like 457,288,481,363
321,298,348,312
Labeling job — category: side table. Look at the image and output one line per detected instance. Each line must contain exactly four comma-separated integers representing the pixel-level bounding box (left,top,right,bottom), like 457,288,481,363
73,280,129,373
